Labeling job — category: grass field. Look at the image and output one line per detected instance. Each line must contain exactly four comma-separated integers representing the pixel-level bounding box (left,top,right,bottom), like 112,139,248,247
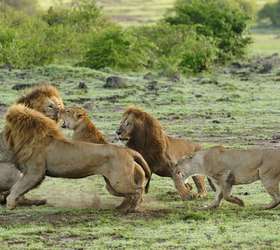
1,47,280,248
1,1,280,249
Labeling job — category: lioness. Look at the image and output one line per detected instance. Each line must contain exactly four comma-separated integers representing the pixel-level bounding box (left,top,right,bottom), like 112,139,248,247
0,85,64,206
174,146,280,209
116,107,207,199
61,106,107,144
4,104,151,213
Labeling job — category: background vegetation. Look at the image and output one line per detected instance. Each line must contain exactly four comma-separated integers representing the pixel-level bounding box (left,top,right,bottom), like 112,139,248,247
0,0,254,74
0,0,280,249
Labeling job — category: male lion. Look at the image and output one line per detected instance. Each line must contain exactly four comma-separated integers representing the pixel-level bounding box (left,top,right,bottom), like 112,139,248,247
174,146,280,209
116,107,207,199
61,106,107,144
0,84,64,206
4,104,151,213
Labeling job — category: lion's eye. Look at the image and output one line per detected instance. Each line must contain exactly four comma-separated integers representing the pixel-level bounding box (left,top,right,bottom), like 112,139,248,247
48,105,53,109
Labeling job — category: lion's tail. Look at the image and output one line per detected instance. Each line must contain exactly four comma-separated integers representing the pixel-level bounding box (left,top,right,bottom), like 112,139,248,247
129,149,151,193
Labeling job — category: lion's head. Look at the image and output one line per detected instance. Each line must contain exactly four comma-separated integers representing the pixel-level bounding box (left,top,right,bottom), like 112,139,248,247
5,104,65,163
60,106,88,130
116,107,167,166
16,85,64,122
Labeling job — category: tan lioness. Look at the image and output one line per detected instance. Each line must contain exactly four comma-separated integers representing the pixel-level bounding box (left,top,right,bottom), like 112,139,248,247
60,106,107,144
174,146,280,209
4,104,151,213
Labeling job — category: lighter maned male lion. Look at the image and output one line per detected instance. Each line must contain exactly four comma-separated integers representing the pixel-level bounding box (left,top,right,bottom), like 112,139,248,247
0,85,64,206
4,104,151,213
116,107,207,199
174,146,280,209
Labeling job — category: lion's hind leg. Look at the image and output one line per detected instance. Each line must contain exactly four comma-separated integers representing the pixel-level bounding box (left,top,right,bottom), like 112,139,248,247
260,174,280,209
200,180,223,210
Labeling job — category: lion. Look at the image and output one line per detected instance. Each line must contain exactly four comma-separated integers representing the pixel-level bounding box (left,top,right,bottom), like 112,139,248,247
16,84,64,121
116,107,207,199
4,104,151,213
60,106,107,144
0,84,64,206
174,145,280,210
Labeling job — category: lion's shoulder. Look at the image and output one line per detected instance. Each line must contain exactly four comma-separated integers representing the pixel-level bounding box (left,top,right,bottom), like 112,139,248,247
5,104,65,163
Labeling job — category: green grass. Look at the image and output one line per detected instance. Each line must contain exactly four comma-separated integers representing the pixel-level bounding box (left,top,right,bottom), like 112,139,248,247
1,45,280,248
1,1,280,249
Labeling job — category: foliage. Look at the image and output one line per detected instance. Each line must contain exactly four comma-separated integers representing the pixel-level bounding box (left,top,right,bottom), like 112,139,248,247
81,26,153,70
133,23,217,75
258,0,280,27
165,0,253,62
0,0,109,68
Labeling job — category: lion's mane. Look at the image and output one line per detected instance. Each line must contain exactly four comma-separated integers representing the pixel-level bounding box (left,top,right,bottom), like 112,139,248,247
5,104,65,163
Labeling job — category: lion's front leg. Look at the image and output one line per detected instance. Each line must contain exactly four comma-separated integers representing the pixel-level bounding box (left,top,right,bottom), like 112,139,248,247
172,170,194,200
6,157,45,210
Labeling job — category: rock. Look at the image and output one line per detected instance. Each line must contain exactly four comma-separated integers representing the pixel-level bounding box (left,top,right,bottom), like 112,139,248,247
78,81,88,90
196,78,219,85
83,101,93,111
12,83,33,91
272,134,280,141
0,64,12,71
143,72,155,80
195,94,203,98
103,76,127,89
16,72,27,79
146,81,159,91
169,73,181,82
212,120,220,124
257,62,273,74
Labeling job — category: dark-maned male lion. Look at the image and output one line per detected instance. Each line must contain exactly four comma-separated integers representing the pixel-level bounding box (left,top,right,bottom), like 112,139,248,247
116,107,207,199
4,104,151,213
0,85,64,206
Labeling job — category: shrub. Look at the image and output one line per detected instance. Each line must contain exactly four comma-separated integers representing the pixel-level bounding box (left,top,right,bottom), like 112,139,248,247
42,0,104,32
258,0,280,27
81,26,153,70
0,0,110,68
0,17,63,68
165,0,253,62
133,23,218,75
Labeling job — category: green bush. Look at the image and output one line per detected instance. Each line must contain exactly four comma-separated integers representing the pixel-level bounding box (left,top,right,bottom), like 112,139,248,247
165,0,253,62
81,26,153,70
0,18,62,68
42,0,104,32
133,23,217,75
0,0,110,68
258,0,280,27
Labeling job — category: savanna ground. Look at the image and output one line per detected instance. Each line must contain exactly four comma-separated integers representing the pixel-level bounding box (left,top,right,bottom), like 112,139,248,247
1,2,280,250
